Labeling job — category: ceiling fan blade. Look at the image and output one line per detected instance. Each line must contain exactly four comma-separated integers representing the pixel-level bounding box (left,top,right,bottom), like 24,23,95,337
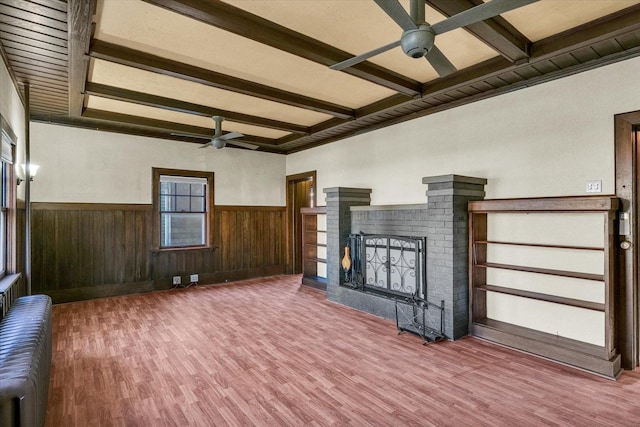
374,0,417,31
330,40,401,71
219,131,244,140
431,0,539,35
228,140,259,150
198,141,213,149
426,45,457,77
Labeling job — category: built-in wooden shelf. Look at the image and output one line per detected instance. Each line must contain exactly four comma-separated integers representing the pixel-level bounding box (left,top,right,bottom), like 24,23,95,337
476,262,604,282
306,243,327,248
468,196,619,378
475,240,604,251
476,284,605,312
300,207,327,291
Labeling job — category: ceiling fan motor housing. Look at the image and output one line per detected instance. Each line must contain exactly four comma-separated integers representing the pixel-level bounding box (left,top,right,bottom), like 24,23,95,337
401,25,435,58
212,138,226,149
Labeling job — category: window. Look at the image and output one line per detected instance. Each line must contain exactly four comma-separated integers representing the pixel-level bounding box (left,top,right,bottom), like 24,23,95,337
0,127,15,277
153,168,214,249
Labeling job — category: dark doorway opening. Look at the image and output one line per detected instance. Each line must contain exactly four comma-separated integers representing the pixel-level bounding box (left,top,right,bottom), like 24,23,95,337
286,171,316,274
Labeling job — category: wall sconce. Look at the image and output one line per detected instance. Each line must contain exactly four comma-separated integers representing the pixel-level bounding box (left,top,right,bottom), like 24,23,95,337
17,163,39,185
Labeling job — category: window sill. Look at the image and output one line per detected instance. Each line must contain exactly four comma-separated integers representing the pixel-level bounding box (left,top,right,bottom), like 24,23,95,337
0,273,22,294
151,246,218,254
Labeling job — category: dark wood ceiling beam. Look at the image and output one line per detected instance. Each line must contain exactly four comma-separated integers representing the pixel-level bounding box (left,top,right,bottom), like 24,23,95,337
68,0,94,116
84,82,309,135
89,39,355,120
81,108,279,146
276,57,513,146
279,5,640,152
426,0,531,63
30,113,285,154
530,4,640,61
142,0,422,97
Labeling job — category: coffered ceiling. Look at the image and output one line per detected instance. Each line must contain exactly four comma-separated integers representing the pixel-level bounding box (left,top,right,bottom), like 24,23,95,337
2,0,640,153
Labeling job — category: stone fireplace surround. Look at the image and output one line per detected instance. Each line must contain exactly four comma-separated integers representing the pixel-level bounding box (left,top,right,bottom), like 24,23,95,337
323,175,486,339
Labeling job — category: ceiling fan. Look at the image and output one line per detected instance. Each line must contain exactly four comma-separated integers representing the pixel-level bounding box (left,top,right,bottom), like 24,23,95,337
200,116,259,150
173,116,259,150
331,0,538,77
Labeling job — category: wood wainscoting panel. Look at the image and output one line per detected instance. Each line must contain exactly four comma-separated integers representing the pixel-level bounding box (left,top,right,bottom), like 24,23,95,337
31,203,286,301
31,203,153,303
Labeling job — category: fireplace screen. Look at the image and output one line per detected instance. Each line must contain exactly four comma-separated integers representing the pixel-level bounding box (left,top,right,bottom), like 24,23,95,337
348,233,426,299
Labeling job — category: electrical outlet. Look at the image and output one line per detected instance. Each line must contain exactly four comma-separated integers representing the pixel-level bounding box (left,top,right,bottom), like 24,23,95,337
172,276,181,285
586,180,602,193
190,274,198,283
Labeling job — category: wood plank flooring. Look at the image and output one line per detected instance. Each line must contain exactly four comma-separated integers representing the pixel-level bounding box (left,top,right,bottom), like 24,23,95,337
47,275,640,426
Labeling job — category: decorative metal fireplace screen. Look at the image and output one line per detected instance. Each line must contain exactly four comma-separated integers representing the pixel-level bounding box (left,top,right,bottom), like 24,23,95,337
346,233,444,343
347,233,426,299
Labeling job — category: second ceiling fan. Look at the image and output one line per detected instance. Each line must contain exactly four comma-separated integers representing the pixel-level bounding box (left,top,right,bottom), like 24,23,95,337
198,116,259,150
331,0,538,77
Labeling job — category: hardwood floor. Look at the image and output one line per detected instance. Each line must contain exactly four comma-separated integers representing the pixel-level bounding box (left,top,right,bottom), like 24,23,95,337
47,275,640,426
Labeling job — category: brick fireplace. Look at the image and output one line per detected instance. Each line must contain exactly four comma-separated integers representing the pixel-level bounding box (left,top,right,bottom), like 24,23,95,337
323,175,486,339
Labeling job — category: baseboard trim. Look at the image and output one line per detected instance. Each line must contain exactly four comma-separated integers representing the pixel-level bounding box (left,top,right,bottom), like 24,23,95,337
472,320,622,379
153,266,286,290
44,281,155,304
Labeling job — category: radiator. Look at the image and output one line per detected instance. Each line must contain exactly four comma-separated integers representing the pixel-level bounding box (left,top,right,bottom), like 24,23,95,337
0,295,52,427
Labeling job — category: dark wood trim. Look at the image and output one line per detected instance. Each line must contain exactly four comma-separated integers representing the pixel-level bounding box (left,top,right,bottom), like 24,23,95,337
30,114,284,154
477,240,604,251
301,275,327,291
277,6,640,152
215,205,285,212
150,246,216,255
426,0,531,63
67,0,95,116
32,202,152,211
472,319,621,379
286,171,316,274
151,167,215,251
0,3,68,32
45,281,155,304
0,21,68,47
530,4,640,61
85,82,308,135
478,262,604,282
468,196,618,212
300,207,327,215
469,196,621,377
477,284,605,312
81,108,278,146
1,0,68,22
0,28,25,106
0,113,18,143
141,0,422,97
89,39,355,119
153,266,286,290
614,111,640,369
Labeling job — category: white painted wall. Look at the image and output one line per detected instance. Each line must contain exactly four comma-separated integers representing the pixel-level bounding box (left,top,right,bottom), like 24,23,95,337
286,56,640,346
0,58,26,200
30,123,286,206
287,56,640,205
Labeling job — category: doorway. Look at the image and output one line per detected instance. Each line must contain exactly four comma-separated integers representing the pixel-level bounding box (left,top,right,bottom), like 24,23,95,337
286,171,316,274
614,111,640,370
